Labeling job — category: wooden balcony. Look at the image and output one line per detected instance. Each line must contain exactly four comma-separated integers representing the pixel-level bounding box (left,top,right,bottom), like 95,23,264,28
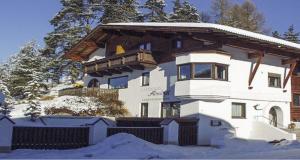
84,49,157,77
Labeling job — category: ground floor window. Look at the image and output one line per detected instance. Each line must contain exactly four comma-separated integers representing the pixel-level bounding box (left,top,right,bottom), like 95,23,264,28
141,103,148,117
161,102,180,118
293,93,300,107
108,76,128,89
232,102,246,119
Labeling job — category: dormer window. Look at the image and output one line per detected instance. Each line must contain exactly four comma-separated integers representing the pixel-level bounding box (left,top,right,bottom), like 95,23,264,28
172,39,182,49
139,42,151,51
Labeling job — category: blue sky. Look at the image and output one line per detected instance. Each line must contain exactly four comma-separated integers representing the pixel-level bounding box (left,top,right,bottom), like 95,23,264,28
0,0,299,63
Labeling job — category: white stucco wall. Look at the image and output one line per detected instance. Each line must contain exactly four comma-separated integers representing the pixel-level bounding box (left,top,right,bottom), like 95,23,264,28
84,45,293,144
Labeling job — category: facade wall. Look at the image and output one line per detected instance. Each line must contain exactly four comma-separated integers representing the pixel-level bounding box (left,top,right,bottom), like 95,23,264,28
84,45,293,142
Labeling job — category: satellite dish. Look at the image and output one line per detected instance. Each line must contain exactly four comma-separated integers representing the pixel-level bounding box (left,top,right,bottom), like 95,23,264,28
0,92,5,105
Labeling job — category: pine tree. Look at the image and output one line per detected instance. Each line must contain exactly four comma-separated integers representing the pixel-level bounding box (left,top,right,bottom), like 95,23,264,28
144,0,168,22
44,0,102,85
0,79,13,117
169,0,201,22
8,41,47,98
101,0,142,24
211,0,232,25
272,31,282,39
23,60,47,121
283,25,300,43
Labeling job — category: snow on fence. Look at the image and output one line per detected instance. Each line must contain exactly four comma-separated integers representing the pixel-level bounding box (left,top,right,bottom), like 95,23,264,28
107,127,164,144
58,87,119,100
11,126,90,150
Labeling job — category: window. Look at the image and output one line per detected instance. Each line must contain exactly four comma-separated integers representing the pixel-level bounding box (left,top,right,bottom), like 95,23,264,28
293,94,300,107
141,103,148,117
142,72,150,86
161,102,180,118
268,73,281,88
172,39,182,49
214,64,228,80
232,103,246,119
177,63,228,81
194,64,212,78
294,63,300,75
178,64,191,80
108,76,128,89
87,79,99,88
139,42,151,51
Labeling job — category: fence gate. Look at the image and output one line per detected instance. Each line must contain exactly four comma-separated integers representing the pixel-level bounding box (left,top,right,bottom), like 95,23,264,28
178,124,198,146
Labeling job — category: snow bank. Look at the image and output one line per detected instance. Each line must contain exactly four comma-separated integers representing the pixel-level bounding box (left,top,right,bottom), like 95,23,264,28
0,133,184,159
10,96,103,119
42,96,102,112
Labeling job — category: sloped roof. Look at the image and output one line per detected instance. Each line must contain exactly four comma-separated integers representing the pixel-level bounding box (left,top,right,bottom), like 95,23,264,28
105,22,300,50
65,22,300,61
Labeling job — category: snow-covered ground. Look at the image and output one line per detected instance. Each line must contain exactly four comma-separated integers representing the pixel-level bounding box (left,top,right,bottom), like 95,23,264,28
10,96,102,119
1,133,300,159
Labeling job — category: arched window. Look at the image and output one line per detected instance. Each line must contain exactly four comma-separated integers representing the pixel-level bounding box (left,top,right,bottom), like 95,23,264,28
87,79,99,88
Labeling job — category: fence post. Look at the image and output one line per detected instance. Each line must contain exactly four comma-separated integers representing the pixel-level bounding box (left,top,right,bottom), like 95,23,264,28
88,119,109,145
0,116,15,153
160,119,179,145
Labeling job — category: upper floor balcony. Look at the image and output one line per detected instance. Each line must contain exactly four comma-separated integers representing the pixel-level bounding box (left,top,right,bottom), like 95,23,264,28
84,49,157,77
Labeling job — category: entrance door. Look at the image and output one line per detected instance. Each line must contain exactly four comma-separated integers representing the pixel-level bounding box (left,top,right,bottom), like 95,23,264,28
269,107,278,127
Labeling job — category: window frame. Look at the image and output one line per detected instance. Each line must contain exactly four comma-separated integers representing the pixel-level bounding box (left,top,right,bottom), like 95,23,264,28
108,76,129,89
268,73,281,88
293,93,300,107
141,103,149,118
177,63,192,81
139,42,152,51
142,72,150,86
161,101,181,118
172,39,183,49
231,102,246,119
177,63,228,81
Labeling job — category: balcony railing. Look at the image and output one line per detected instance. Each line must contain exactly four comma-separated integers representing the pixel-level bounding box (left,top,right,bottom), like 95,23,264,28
58,87,119,100
84,49,157,77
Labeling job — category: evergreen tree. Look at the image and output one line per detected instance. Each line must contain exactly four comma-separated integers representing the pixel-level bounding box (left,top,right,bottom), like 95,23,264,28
169,0,201,22
144,0,168,22
101,0,142,24
23,59,47,121
44,0,102,85
0,76,13,117
8,41,47,98
211,0,232,25
283,25,300,43
272,31,282,39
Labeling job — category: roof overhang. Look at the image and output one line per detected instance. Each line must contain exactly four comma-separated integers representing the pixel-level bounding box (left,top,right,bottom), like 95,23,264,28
65,22,300,61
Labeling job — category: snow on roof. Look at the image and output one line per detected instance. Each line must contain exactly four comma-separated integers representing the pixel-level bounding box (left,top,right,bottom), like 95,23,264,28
105,22,300,50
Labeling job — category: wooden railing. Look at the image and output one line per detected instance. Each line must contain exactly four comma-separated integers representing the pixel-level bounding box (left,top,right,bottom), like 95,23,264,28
84,49,157,74
58,87,119,100
12,126,89,150
107,127,164,144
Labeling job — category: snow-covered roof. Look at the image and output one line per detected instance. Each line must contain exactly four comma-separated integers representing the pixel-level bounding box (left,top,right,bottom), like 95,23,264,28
104,22,300,51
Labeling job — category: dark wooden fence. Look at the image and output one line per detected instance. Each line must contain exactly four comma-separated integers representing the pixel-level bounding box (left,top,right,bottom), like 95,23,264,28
107,127,164,144
12,126,90,150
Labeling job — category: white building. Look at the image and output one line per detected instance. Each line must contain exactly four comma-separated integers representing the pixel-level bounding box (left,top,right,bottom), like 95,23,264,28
66,23,300,144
